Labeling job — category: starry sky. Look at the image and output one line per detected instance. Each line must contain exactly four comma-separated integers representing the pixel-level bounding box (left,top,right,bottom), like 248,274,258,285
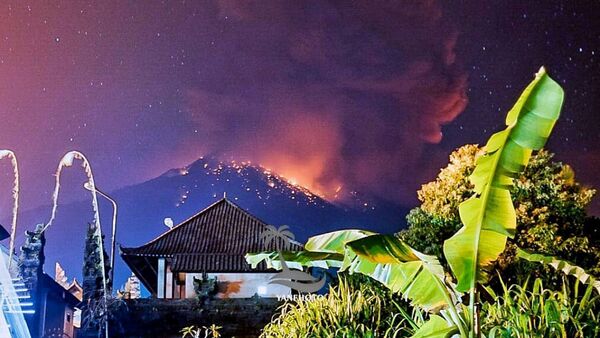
0,1,599,216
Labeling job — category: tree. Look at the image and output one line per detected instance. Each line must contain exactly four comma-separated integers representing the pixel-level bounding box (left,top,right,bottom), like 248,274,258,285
247,67,579,337
399,145,599,282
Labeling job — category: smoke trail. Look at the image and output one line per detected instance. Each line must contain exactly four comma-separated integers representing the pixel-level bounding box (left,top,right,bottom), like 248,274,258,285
0,150,20,267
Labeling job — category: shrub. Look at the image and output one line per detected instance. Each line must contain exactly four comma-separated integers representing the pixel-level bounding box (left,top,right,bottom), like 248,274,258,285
180,324,222,338
260,275,424,338
399,146,599,284
482,277,600,337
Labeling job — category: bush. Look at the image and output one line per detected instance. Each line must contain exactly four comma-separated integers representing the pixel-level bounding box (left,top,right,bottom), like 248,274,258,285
399,145,599,285
180,324,222,338
482,277,600,337
260,275,424,338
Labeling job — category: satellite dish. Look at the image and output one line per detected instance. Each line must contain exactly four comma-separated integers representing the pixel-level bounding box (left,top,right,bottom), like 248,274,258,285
164,218,174,229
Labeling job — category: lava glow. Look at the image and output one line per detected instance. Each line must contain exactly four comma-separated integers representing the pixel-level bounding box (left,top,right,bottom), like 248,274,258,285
173,158,329,209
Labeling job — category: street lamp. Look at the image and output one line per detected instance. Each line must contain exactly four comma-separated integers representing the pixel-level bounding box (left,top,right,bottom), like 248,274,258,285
83,182,117,290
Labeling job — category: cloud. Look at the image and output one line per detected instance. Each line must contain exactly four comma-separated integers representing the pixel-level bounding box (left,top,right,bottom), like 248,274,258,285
181,0,469,204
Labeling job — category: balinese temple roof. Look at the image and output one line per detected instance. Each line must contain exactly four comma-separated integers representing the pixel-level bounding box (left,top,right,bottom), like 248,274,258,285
120,198,303,294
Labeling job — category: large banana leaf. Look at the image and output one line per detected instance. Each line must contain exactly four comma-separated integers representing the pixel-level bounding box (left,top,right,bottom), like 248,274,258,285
517,248,600,294
246,250,344,270
246,229,372,269
411,315,458,338
248,230,457,313
304,229,376,253
342,235,455,313
443,67,564,292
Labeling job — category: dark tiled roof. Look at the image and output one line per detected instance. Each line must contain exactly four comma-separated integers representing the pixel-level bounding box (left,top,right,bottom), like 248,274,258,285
171,253,268,272
121,198,302,274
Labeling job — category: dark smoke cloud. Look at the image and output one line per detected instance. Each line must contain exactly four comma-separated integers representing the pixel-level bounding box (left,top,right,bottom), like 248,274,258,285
182,0,468,204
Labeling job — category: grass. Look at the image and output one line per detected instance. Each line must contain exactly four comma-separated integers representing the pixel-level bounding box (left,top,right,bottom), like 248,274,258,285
260,276,424,338
482,277,600,337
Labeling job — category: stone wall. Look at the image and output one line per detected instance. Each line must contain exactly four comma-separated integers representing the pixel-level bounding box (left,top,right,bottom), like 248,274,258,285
104,296,280,338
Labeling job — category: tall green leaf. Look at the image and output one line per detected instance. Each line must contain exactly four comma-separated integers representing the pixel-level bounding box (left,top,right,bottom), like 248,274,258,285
443,67,564,292
246,229,372,269
342,235,455,313
411,315,457,338
245,250,344,270
304,229,376,253
247,230,457,313
517,248,600,294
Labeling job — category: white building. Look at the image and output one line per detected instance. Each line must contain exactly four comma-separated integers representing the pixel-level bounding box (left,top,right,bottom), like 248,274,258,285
121,198,301,299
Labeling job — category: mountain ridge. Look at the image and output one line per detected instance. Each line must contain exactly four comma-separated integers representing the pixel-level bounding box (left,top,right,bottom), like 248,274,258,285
15,156,410,288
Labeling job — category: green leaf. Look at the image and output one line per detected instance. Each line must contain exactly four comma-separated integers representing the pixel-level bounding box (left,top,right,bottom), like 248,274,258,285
443,67,564,292
247,230,457,314
343,235,455,313
411,315,457,338
245,250,344,270
245,229,371,269
516,248,600,294
304,229,376,253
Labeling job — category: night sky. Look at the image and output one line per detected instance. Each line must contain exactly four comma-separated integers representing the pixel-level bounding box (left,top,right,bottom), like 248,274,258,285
1,1,599,216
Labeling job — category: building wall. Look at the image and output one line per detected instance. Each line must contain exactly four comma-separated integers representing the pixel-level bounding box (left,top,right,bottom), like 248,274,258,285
184,272,291,298
108,297,281,337
63,306,75,338
42,290,75,338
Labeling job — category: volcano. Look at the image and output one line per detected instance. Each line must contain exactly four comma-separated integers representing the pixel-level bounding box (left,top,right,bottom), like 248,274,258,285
17,157,409,289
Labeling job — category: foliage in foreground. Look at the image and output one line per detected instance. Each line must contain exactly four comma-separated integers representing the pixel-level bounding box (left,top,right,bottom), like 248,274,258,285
398,144,600,282
180,324,222,338
248,67,567,337
482,277,600,338
261,276,423,338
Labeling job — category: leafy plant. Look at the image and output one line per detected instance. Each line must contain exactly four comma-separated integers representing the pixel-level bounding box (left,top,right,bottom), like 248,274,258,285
247,67,565,337
260,275,424,338
399,145,599,282
181,324,222,338
516,249,600,294
481,277,600,337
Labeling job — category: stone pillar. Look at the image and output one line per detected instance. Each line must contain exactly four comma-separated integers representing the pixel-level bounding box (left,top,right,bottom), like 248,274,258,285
165,263,173,298
157,258,165,298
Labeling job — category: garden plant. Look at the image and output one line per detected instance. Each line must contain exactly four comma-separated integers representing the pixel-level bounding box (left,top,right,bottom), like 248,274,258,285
247,67,600,337
261,275,424,338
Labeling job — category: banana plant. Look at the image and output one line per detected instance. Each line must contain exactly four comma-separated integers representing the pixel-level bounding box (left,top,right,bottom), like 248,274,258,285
246,67,564,338
517,248,600,295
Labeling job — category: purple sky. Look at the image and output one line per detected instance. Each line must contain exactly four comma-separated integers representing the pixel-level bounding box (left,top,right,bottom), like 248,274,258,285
1,1,599,214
